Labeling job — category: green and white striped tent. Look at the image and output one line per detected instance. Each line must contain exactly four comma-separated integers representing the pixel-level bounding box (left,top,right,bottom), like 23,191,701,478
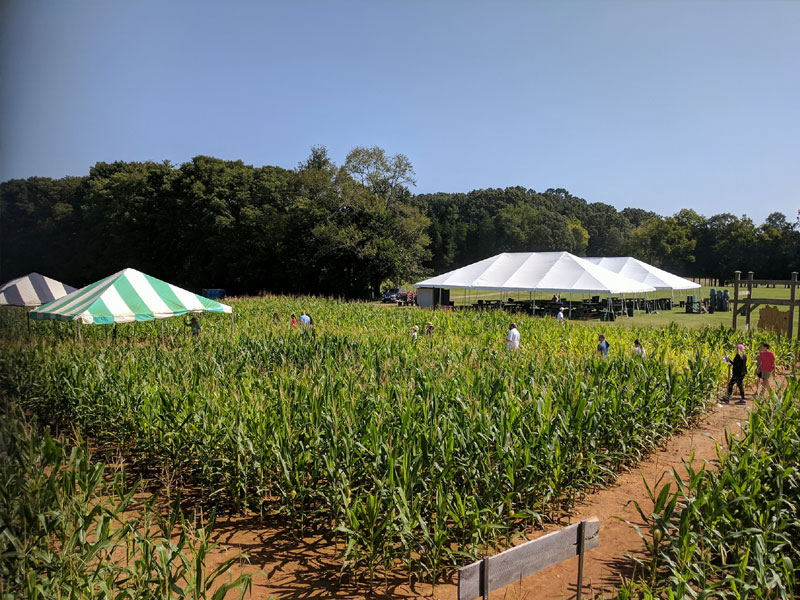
29,268,232,324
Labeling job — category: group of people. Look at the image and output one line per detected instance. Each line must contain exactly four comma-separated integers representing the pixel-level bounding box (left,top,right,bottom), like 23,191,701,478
410,322,435,341
272,311,314,329
722,342,776,404
500,326,644,358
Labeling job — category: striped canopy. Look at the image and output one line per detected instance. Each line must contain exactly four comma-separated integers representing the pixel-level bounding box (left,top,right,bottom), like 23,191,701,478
29,268,232,324
0,272,77,307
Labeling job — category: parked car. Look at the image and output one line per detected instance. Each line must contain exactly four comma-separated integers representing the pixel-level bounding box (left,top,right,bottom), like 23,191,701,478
381,288,406,303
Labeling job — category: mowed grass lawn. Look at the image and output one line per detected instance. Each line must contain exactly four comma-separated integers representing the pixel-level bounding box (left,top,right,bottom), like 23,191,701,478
437,284,797,331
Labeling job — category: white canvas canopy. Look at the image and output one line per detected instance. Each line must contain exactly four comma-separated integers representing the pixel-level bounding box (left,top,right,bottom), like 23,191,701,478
584,257,700,291
415,252,656,294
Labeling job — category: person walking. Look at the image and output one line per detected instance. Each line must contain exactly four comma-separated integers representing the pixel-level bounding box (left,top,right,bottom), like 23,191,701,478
411,325,419,341
290,313,298,328
272,312,280,323
597,334,610,357
299,311,311,327
755,342,776,397
424,322,434,337
721,344,748,404
633,339,645,358
505,322,520,351
184,315,202,339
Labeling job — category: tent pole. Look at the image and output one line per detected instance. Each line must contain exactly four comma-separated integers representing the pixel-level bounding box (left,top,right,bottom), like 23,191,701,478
26,313,31,338
569,298,572,319
532,292,536,316
76,320,81,342
160,319,164,343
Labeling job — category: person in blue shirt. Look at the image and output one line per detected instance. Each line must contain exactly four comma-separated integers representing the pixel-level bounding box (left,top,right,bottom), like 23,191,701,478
597,334,610,357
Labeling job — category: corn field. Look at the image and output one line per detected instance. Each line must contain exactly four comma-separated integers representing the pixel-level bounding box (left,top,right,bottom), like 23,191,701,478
0,297,796,586
618,379,800,599
0,400,253,600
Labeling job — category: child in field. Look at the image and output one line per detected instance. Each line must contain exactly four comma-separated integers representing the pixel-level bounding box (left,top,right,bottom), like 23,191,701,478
633,339,645,358
721,344,747,404
755,342,776,397
597,334,610,357
411,325,419,341
424,322,434,337
184,315,201,338
290,313,298,328
556,307,565,322
272,312,280,323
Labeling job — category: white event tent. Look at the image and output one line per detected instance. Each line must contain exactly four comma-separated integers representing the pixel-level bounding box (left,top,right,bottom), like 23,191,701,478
415,252,656,309
583,257,700,291
584,256,700,306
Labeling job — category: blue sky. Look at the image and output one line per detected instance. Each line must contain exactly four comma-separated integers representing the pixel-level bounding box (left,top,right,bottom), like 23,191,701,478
1,1,798,224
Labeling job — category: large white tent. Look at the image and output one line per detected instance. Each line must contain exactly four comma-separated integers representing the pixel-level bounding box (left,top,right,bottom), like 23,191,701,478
414,252,656,294
584,257,700,291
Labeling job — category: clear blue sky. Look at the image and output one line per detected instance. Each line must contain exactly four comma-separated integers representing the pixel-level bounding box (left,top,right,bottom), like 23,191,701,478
1,1,798,224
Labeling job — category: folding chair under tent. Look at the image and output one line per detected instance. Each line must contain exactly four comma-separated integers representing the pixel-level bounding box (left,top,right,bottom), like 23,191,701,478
0,272,77,307
29,268,233,339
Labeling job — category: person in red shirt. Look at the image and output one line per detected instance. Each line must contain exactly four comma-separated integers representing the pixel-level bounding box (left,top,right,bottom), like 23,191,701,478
755,342,776,397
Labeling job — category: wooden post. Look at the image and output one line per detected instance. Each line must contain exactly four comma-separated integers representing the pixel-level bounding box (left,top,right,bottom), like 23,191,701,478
790,272,797,341
481,557,489,600
576,520,586,600
745,272,754,329
733,271,741,330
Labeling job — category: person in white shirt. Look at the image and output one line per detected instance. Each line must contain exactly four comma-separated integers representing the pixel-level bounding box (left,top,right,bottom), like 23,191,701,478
505,322,520,351
299,311,311,327
411,325,418,341
633,339,645,358
556,307,565,322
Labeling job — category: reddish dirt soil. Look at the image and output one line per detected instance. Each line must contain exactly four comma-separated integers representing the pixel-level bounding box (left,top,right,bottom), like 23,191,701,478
205,375,791,600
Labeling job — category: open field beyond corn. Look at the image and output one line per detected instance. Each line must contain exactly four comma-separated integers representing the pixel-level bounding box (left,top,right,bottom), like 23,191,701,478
1,297,798,594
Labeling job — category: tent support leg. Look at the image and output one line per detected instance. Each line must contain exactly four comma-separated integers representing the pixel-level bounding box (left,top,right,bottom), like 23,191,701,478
26,314,31,338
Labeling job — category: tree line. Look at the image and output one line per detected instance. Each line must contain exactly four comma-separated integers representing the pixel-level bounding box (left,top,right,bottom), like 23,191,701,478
2,147,798,297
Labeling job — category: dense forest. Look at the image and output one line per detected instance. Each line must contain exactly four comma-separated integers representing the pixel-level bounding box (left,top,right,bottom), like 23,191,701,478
2,147,798,298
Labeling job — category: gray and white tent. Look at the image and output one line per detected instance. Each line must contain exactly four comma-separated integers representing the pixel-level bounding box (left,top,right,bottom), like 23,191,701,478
0,273,77,307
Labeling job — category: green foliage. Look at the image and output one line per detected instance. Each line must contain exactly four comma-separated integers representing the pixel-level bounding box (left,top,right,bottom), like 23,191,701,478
0,401,253,600
620,380,800,599
3,298,790,586
3,153,799,295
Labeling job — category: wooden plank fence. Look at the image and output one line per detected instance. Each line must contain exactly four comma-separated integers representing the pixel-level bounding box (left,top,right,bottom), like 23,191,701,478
458,516,600,600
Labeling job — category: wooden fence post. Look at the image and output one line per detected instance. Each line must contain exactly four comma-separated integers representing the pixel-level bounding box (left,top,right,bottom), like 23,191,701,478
732,271,741,330
745,271,754,329
577,520,586,600
789,272,797,341
481,557,489,600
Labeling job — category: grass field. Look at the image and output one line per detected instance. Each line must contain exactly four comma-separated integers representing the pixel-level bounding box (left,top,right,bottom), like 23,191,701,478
442,283,797,331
